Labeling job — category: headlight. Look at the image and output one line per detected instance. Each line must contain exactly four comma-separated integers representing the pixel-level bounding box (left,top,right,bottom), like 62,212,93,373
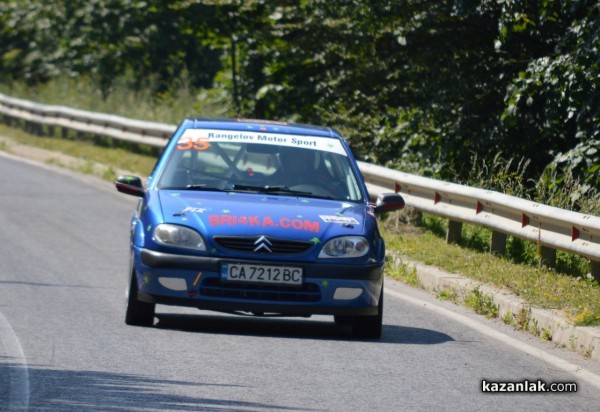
153,224,206,250
318,236,369,258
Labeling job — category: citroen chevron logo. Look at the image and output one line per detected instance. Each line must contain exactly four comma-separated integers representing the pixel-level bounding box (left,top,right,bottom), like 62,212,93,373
253,235,273,253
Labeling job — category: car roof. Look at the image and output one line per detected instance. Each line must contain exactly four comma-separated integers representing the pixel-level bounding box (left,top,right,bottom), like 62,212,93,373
179,118,342,139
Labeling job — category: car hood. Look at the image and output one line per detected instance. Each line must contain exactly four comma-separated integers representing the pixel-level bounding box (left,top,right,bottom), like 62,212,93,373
157,190,367,242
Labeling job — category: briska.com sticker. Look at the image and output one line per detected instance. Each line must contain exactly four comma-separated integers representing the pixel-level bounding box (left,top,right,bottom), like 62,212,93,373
208,214,320,233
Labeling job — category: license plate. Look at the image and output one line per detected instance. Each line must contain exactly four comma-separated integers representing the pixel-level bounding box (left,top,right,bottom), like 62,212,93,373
222,263,303,286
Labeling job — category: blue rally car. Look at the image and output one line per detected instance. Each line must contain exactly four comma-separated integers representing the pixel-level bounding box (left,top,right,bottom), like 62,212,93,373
115,119,404,338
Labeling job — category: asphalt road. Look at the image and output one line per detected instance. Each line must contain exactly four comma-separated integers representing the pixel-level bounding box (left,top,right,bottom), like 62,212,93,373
2,152,600,411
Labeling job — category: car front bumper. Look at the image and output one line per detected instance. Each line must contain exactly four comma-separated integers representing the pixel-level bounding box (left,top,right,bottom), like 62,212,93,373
133,248,384,316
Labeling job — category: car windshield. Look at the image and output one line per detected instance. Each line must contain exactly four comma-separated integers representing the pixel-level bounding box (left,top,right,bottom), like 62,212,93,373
156,129,364,201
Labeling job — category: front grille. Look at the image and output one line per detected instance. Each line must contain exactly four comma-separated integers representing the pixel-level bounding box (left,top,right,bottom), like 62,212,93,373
199,278,321,302
214,236,312,254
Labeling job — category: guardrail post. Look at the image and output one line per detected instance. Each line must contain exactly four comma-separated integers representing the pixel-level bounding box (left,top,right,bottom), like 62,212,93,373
540,246,556,269
24,120,41,136
591,261,600,282
446,220,462,244
490,231,507,256
413,210,423,226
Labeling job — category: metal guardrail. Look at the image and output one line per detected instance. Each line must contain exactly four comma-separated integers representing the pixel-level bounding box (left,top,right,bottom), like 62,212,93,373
1,92,599,278
0,93,174,147
360,162,600,273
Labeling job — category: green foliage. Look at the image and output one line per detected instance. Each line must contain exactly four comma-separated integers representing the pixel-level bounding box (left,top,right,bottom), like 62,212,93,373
436,288,458,303
496,0,599,190
0,0,222,97
537,152,600,214
540,327,553,342
502,311,515,326
514,307,531,331
457,152,533,198
572,306,600,326
465,286,499,319
0,75,228,123
1,0,598,200
385,256,421,287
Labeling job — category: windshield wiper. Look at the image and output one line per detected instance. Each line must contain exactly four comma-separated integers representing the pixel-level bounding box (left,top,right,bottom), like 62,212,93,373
161,184,226,191
231,184,303,193
230,184,333,198
184,184,227,191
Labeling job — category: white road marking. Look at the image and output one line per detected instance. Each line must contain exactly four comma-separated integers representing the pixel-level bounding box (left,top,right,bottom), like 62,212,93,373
385,288,600,390
0,310,30,410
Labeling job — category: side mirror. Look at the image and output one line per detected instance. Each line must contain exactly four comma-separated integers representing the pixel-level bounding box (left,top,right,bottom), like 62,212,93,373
374,193,405,214
115,175,145,198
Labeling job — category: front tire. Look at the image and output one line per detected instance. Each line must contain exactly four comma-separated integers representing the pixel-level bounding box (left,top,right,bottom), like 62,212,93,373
351,285,383,339
125,270,155,326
